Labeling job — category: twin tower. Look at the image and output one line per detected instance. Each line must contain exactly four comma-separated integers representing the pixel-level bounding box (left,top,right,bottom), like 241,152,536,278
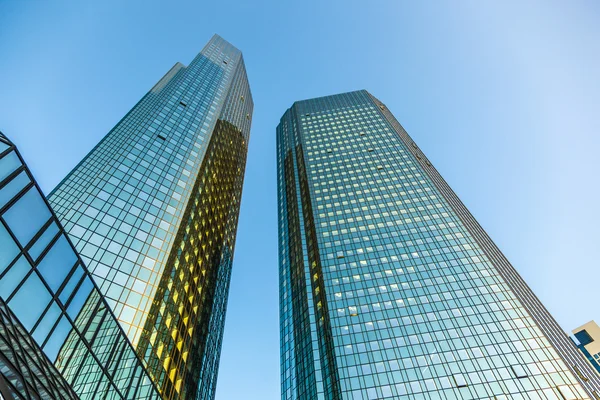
0,35,597,400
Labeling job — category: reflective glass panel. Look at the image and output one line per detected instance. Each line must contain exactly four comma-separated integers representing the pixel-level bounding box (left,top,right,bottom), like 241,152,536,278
59,266,84,304
0,151,20,182
0,222,19,274
32,302,62,344
0,170,29,209
3,187,51,246
37,234,77,292
8,271,51,330
29,221,59,261
43,315,73,362
66,278,94,319
0,255,29,299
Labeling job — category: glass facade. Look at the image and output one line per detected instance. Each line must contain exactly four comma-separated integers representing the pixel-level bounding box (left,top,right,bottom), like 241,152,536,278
0,132,160,399
0,297,78,400
277,90,600,400
47,34,252,400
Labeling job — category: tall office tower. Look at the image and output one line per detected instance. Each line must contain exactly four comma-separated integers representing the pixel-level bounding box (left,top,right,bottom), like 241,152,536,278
277,90,599,400
0,132,159,400
572,322,600,375
47,35,253,400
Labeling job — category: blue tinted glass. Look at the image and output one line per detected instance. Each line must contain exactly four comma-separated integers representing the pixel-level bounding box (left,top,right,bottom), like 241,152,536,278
0,255,29,298
8,271,51,331
66,278,94,319
3,187,51,246
0,222,19,274
37,234,77,292
0,170,30,209
28,221,59,261
0,151,20,182
32,302,62,344
43,315,73,362
59,266,84,304
0,141,8,153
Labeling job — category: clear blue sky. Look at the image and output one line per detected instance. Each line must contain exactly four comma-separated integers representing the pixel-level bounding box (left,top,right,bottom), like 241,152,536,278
1,1,599,399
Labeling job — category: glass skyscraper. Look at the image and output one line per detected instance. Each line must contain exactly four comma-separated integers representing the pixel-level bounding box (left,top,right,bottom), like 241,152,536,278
277,90,599,400
46,34,252,400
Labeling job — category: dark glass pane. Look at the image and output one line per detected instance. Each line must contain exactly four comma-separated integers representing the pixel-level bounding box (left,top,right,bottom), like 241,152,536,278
3,187,51,246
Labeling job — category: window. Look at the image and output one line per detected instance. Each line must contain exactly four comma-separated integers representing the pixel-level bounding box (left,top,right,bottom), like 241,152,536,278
59,267,84,304
0,223,19,274
0,256,29,298
66,278,94,319
157,134,166,141
179,101,187,107
575,329,594,346
28,221,59,261
3,187,51,246
37,234,77,292
511,365,528,378
43,315,73,362
8,271,51,330
557,385,578,400
452,374,467,388
32,302,61,344
0,151,21,182
0,170,30,209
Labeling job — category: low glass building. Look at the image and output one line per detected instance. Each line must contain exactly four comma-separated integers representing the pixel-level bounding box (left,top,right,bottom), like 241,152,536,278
0,297,78,400
0,132,159,399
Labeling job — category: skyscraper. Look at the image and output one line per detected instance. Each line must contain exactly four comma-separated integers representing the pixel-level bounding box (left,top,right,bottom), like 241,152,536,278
47,34,253,400
277,90,599,399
